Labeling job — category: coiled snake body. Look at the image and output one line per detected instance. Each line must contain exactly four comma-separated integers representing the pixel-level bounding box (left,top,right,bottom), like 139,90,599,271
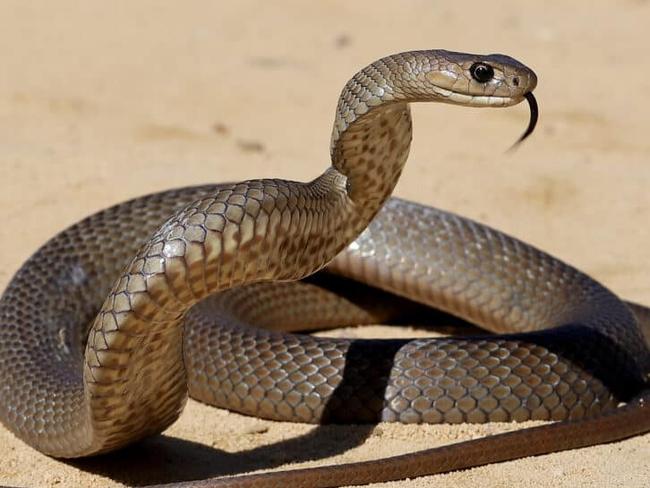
0,50,648,487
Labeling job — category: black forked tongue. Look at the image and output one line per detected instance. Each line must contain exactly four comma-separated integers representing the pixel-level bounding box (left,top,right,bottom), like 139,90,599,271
508,92,538,151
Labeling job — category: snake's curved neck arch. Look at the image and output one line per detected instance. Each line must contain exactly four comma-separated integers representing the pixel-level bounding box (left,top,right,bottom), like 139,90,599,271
330,55,415,218
73,56,422,456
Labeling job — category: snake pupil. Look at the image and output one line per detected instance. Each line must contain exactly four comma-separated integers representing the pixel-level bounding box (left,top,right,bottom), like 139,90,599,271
470,62,494,83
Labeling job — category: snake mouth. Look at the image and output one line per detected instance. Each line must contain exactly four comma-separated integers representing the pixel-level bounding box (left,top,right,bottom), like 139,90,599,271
430,84,530,108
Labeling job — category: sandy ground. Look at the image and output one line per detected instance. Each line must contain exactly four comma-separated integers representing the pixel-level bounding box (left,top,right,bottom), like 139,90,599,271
0,1,649,487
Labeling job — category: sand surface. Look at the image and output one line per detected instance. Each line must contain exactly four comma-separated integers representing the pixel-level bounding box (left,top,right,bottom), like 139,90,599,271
0,1,649,486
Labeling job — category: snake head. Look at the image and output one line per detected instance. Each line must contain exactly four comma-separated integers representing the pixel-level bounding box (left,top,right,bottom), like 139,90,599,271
421,50,537,108
411,50,538,146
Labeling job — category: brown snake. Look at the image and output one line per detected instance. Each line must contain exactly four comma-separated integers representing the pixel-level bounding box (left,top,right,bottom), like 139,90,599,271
0,50,648,487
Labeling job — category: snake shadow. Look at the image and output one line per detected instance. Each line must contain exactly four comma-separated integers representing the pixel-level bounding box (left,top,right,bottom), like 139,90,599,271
68,424,376,486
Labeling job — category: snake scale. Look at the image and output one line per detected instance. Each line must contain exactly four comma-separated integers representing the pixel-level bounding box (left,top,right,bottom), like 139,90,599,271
0,50,648,487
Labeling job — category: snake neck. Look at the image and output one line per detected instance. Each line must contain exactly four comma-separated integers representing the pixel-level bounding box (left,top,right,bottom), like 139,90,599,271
330,103,412,223
329,53,432,223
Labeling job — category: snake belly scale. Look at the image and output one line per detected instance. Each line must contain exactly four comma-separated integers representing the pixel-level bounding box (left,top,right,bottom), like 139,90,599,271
0,50,648,487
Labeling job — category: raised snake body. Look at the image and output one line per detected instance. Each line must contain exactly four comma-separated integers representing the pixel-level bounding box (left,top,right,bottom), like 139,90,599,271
0,50,648,487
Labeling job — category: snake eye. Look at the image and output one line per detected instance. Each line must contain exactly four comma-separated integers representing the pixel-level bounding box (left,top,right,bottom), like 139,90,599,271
470,62,494,83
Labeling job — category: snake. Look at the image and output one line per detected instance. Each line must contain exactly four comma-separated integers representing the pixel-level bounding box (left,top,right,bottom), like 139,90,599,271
0,49,648,488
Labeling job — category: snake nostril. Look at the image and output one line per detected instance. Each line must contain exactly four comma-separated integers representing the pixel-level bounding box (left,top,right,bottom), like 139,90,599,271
513,76,520,87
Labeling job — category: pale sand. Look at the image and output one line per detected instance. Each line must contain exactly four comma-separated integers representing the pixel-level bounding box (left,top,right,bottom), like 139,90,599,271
0,1,648,486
